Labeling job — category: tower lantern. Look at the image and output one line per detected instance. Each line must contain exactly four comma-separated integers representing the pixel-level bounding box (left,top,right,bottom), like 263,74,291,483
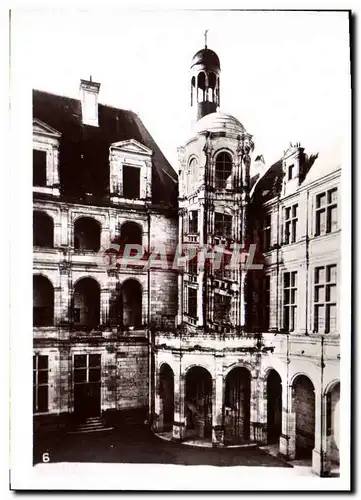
190,32,221,122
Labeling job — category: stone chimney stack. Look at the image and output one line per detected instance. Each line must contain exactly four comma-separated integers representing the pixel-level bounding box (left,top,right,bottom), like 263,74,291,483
80,76,101,127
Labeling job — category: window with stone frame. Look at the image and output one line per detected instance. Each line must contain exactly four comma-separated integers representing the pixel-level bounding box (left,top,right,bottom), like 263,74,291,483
214,213,232,238
215,152,232,189
284,204,298,244
123,165,140,199
314,264,337,333
33,149,47,187
213,293,232,323
263,274,270,330
188,210,198,234
283,271,297,331
262,213,272,251
315,188,338,236
187,287,197,318
33,355,49,413
188,253,198,275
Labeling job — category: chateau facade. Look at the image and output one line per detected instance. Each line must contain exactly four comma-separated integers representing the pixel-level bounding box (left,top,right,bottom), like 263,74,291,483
33,45,341,476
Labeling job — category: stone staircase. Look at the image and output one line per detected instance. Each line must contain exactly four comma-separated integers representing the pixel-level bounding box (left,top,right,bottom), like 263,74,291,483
68,416,114,434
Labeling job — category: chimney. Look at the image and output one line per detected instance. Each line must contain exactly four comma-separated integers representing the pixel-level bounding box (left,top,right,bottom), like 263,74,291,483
80,76,101,127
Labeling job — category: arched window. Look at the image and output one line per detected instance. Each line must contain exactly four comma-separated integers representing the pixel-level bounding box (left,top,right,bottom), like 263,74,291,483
188,158,198,190
33,275,54,326
215,152,233,189
73,278,100,327
119,221,142,247
74,217,101,251
33,211,54,248
122,279,142,327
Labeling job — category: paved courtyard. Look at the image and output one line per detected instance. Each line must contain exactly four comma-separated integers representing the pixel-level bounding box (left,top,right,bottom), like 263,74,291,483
34,425,292,468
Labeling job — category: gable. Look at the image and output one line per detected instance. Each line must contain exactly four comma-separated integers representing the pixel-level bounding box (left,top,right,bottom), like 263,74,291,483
110,139,153,156
33,118,61,138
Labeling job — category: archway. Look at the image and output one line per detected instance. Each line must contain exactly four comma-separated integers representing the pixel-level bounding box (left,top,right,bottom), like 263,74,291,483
121,279,142,328
266,369,282,444
33,275,54,326
293,375,315,458
33,211,54,248
159,364,174,431
185,366,212,438
224,367,251,444
73,277,100,328
74,217,101,251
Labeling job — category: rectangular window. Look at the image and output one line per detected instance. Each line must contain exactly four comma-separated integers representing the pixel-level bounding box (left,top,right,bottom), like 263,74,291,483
283,271,297,331
315,188,338,236
262,214,272,251
264,275,270,330
74,354,101,384
123,166,140,199
214,293,231,323
288,164,294,180
214,213,232,238
33,150,47,187
188,210,198,234
188,287,197,318
188,254,198,275
284,204,298,244
33,355,49,413
314,264,337,333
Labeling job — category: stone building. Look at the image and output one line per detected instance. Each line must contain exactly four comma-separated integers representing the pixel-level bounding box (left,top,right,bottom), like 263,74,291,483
152,45,341,476
33,43,341,477
33,79,178,433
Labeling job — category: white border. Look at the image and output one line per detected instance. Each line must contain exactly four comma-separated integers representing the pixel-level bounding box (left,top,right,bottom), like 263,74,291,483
7,2,353,493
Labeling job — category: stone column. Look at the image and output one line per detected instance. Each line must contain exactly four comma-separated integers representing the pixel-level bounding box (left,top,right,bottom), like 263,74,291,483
54,285,62,326
153,365,163,432
100,286,110,326
312,390,331,476
279,383,296,459
250,375,267,444
212,359,225,446
172,361,186,441
59,263,72,326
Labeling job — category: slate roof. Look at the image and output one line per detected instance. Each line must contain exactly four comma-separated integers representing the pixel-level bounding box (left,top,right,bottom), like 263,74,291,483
33,89,178,207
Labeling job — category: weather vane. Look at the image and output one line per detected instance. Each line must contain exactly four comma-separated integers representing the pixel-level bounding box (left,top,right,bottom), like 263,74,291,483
204,29,209,48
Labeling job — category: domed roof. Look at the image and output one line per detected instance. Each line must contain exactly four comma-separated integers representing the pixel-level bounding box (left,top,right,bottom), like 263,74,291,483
191,48,220,70
194,111,246,135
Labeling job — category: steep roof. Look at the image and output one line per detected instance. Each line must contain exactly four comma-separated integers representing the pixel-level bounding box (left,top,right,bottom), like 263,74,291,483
33,89,178,207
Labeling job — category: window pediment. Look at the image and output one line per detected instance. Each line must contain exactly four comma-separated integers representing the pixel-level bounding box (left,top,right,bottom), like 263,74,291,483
110,139,152,156
33,119,61,139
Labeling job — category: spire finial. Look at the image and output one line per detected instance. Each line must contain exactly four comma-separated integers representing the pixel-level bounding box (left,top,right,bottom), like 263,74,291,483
204,29,209,48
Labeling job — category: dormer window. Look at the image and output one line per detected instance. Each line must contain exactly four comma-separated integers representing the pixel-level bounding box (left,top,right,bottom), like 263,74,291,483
32,119,61,197
109,139,152,204
33,150,47,187
123,165,140,199
288,164,294,180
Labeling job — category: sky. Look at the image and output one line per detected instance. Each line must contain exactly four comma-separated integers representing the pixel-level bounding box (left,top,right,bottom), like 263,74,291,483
11,9,350,168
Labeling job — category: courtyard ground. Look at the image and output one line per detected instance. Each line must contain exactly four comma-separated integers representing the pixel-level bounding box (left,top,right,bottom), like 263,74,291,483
34,424,292,468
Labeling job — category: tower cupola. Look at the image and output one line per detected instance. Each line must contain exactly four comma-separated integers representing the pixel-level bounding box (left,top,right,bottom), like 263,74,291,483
190,31,221,122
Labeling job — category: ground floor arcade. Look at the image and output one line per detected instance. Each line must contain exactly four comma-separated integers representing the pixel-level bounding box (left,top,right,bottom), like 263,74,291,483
153,352,340,476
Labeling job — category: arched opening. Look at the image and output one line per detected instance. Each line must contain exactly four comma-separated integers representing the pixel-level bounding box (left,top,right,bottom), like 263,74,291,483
326,381,340,467
33,211,54,248
191,76,196,106
293,375,315,458
73,277,100,328
33,275,54,326
197,72,206,102
159,364,174,431
74,217,101,251
215,152,233,189
266,369,282,444
121,279,142,328
224,367,251,444
208,72,217,103
185,366,212,439
119,221,142,247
